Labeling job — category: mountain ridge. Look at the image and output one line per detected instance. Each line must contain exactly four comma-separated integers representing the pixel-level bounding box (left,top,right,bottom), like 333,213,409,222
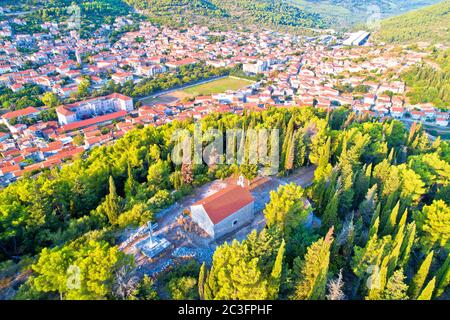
124,0,327,30
374,0,450,44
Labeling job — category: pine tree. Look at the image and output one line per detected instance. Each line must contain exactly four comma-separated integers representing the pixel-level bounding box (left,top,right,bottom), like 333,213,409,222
381,269,409,300
409,251,434,299
415,200,450,252
264,183,308,236
417,277,436,300
203,230,281,300
294,228,334,300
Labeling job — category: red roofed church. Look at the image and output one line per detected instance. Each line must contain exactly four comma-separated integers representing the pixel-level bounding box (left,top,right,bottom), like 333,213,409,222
190,184,254,239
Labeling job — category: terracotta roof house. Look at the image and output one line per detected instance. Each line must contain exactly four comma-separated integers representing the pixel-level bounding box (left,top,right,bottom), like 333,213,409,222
190,184,254,239
1,107,40,123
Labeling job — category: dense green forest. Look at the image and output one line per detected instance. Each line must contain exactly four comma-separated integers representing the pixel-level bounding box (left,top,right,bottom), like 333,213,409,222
4,0,135,38
402,49,450,109
124,0,327,30
0,85,44,111
375,0,450,44
0,106,448,300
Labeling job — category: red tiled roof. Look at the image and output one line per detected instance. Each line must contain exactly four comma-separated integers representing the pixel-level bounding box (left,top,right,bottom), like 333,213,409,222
59,111,127,132
2,107,39,120
167,58,197,66
47,147,84,161
56,106,75,116
192,185,254,224
1,164,20,174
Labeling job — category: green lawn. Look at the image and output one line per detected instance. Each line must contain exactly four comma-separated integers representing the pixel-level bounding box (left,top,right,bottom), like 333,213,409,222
182,77,255,97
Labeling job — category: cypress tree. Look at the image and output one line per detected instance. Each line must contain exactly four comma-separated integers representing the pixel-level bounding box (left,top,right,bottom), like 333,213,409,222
294,228,334,300
399,222,416,267
409,251,434,299
360,184,378,227
368,216,380,239
395,209,408,234
383,201,401,235
321,192,339,233
435,253,450,298
269,240,286,299
381,191,398,226
104,176,122,224
125,162,137,198
387,226,405,276
294,131,306,168
371,202,382,228
281,117,295,170
284,132,295,172
198,262,207,300
366,255,389,300
417,277,436,300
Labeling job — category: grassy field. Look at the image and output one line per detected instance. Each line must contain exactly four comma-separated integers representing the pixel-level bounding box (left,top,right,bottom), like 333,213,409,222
182,76,255,96
141,76,255,105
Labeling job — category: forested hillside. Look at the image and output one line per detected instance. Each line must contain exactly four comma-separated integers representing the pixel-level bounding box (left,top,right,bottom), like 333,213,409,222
402,49,450,109
124,0,327,30
2,0,136,38
0,106,448,300
374,0,450,44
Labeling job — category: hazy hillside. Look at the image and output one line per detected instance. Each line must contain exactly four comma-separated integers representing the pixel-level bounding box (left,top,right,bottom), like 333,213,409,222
375,0,450,44
295,0,443,28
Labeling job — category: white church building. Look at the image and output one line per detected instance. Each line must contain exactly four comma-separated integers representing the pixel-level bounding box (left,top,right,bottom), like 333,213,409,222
190,184,255,239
